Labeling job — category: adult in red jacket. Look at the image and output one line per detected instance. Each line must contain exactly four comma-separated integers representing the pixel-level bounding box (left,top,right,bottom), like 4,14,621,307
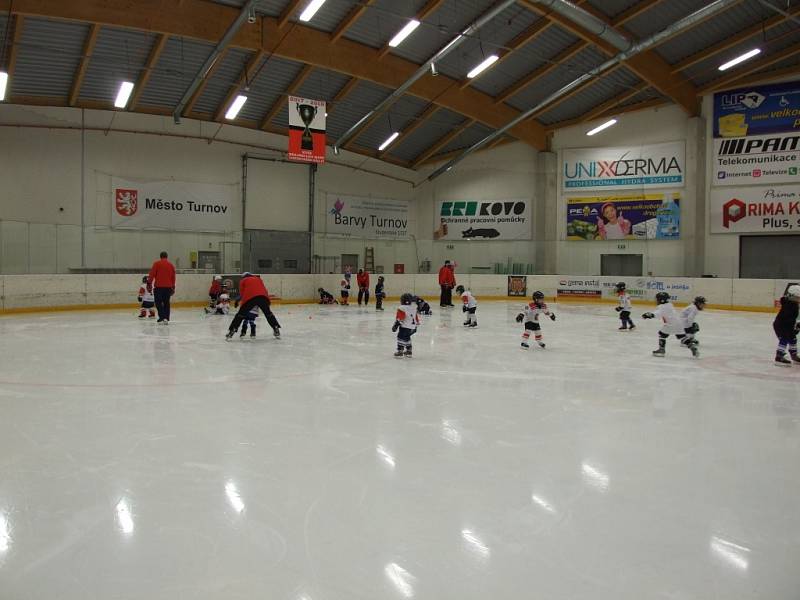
225,273,281,339
438,260,456,307
147,251,176,323
356,269,370,306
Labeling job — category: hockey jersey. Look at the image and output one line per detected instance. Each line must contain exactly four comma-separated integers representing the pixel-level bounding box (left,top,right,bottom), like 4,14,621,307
461,290,477,309
215,293,231,315
396,304,420,330
522,301,552,322
138,285,154,303
680,304,699,330
341,279,350,293
653,302,684,334
618,293,632,311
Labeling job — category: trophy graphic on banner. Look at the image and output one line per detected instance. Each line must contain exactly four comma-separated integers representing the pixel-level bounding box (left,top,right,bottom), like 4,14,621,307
297,103,317,151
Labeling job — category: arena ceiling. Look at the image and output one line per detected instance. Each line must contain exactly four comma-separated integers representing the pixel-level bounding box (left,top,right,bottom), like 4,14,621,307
0,0,798,170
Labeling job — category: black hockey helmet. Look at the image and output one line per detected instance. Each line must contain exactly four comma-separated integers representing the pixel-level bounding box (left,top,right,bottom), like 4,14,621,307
615,281,626,292
317,287,324,293
455,285,465,294
142,275,148,283
694,296,707,309
401,293,414,305
532,290,545,301
655,291,670,304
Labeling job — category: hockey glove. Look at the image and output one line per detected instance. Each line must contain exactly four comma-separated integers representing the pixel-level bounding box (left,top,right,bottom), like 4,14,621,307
137,296,142,303
615,306,622,312
170,287,175,296
642,312,655,319
688,322,699,334
462,305,467,312
515,313,524,323
550,313,556,321
391,321,400,332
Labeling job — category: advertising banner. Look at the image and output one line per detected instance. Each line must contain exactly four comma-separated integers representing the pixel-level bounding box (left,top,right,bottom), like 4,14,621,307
710,185,800,233
434,199,531,241
713,80,800,138
112,177,238,232
566,193,681,240
556,277,693,303
507,276,527,297
713,132,800,185
562,141,685,191
326,194,409,239
288,95,326,164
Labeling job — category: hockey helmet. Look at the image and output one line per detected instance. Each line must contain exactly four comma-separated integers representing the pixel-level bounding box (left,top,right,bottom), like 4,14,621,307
400,293,414,305
694,296,707,309
655,291,670,304
532,290,545,301
214,275,222,281
142,276,148,283
614,281,626,292
787,284,800,298
241,272,252,278
455,285,465,295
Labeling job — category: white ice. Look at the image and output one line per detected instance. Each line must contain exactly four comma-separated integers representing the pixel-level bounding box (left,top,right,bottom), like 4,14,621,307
0,301,799,600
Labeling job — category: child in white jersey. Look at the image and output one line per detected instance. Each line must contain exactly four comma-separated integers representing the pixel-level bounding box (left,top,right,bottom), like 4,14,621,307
137,276,156,318
642,292,698,358
678,296,705,357
516,290,556,348
455,285,477,327
391,293,420,358
614,281,635,331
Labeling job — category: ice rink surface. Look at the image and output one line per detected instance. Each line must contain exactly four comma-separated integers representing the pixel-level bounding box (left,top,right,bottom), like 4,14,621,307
0,300,799,600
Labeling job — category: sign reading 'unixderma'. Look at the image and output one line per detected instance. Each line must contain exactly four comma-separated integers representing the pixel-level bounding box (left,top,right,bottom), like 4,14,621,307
713,132,800,185
325,194,409,239
562,141,685,191
111,177,238,232
434,199,531,241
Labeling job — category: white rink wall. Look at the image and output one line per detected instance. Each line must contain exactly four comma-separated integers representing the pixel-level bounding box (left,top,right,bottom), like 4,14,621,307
0,274,793,311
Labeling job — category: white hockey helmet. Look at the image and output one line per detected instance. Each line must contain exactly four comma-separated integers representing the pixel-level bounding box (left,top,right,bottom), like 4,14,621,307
787,284,800,298
214,275,222,281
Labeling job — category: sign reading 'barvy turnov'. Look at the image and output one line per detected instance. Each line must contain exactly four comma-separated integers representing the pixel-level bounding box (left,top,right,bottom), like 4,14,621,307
325,194,409,239
562,141,686,191
112,177,237,232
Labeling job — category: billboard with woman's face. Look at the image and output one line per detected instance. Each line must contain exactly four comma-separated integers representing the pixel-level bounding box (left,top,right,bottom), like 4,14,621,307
566,193,681,241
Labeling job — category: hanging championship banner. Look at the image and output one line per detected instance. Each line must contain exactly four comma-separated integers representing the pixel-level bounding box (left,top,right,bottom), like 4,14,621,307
713,80,800,138
562,141,685,191
325,194,409,239
713,132,800,185
288,96,326,164
111,177,238,232
434,199,532,240
710,185,800,233
566,193,681,240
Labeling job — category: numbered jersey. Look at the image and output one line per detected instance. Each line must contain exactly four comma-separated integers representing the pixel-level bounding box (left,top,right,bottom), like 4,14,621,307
522,301,551,322
654,302,684,334
680,304,699,329
138,285,154,303
618,293,632,311
461,290,477,309
396,303,420,330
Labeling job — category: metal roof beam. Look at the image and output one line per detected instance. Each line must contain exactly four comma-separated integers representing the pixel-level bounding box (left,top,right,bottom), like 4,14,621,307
131,34,167,110
330,0,375,43
326,76,359,116
69,22,98,106
183,48,229,116
411,119,474,168
172,0,261,123
278,0,303,28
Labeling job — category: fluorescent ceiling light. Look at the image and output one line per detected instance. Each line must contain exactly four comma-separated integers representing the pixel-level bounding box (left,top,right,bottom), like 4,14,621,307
299,0,326,22
586,118,617,136
225,95,248,120
378,132,400,151
467,54,499,79
718,48,761,71
388,19,421,48
0,71,7,102
114,81,134,109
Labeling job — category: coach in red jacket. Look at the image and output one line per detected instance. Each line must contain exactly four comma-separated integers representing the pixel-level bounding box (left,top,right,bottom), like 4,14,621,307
356,269,370,306
226,273,281,339
438,260,456,307
147,251,176,323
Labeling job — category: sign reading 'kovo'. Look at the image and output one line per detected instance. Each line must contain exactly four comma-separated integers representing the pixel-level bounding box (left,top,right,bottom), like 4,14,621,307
562,141,686,191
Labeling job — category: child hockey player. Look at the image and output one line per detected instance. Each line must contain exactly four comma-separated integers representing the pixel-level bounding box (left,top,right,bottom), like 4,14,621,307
205,292,230,315
240,305,258,338
456,285,477,327
391,293,420,358
415,296,432,316
340,277,351,305
773,284,800,366
225,273,281,340
642,291,696,358
318,288,337,304
137,276,156,318
516,290,556,348
209,275,223,307
678,296,705,358
614,281,635,331
375,276,386,311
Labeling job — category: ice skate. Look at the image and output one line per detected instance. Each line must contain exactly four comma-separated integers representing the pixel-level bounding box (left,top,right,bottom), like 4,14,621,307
273,327,281,339
225,331,234,340
790,353,800,364
240,329,246,338
138,313,146,319
394,350,404,358
463,320,470,327
404,349,412,358
618,326,627,331
537,341,546,348
250,332,256,338
521,342,530,349
652,348,665,357
775,352,792,366
469,322,477,328
629,324,635,330
690,345,700,358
